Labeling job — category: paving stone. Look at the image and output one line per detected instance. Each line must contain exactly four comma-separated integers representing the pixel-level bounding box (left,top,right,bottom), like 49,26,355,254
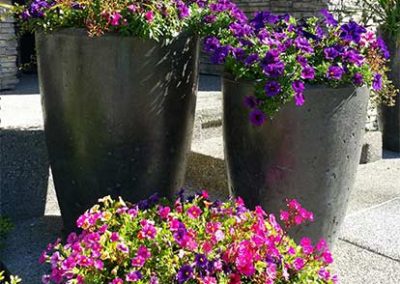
333,239,400,284
347,153,400,214
340,198,400,261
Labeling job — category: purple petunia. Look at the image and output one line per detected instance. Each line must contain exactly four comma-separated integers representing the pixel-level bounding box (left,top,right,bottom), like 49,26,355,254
250,11,278,30
343,49,364,66
261,50,280,66
229,23,253,37
244,54,259,66
376,37,390,59
296,55,308,67
292,80,305,94
176,265,194,283
175,1,190,19
295,92,305,106
372,73,383,91
301,65,315,80
323,47,339,60
232,47,246,61
327,66,344,80
243,96,258,108
353,73,364,85
340,21,367,43
210,46,231,64
203,36,220,53
294,37,314,54
320,9,338,26
263,61,285,78
126,271,143,282
249,108,266,126
195,254,208,268
264,81,282,97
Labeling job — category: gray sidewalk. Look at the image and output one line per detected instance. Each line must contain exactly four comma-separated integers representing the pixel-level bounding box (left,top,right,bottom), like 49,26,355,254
1,75,400,283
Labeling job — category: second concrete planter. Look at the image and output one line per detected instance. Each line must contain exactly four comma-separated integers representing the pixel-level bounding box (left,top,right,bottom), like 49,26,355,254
223,76,369,247
381,33,400,152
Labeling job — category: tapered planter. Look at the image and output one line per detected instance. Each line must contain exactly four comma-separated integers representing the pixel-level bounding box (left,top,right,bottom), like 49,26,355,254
36,29,199,232
380,33,400,152
223,76,369,247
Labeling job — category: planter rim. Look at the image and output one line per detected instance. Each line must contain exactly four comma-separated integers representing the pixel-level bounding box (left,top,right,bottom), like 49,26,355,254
222,72,363,91
36,28,194,40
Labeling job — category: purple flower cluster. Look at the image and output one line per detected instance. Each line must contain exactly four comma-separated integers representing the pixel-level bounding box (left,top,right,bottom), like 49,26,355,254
21,0,54,20
203,9,391,126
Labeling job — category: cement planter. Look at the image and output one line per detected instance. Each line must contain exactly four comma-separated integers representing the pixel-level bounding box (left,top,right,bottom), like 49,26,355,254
223,76,369,247
36,29,199,232
380,33,400,152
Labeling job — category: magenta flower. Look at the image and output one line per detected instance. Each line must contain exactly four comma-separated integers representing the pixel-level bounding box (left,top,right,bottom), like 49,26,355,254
131,256,146,267
157,205,170,219
293,257,305,270
295,92,305,106
137,245,151,259
187,205,202,219
139,222,157,239
110,232,120,242
300,237,314,255
145,11,154,22
110,12,122,26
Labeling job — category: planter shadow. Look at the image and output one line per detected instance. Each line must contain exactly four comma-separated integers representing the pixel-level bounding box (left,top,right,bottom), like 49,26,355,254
0,129,49,221
0,215,62,283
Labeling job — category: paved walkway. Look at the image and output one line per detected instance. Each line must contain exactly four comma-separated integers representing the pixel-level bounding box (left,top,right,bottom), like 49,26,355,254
1,75,400,283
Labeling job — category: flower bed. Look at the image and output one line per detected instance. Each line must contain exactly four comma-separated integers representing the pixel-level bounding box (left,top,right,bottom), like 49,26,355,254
40,192,337,283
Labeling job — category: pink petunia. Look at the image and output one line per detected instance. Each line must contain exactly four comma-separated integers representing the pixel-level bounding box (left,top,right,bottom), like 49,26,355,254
187,205,202,219
110,12,122,26
145,11,154,22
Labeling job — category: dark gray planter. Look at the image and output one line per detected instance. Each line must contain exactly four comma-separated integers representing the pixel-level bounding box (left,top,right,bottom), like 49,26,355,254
223,76,369,247
381,33,400,152
36,29,199,232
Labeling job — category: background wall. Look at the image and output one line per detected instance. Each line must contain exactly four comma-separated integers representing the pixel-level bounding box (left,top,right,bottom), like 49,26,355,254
0,1,18,90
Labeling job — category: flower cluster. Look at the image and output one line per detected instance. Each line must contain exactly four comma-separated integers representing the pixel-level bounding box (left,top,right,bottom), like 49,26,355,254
40,191,337,283
8,0,243,40
204,9,397,126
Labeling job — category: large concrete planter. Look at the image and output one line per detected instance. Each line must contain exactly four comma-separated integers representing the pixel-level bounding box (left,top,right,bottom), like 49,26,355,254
381,33,400,152
223,76,369,247
36,29,199,232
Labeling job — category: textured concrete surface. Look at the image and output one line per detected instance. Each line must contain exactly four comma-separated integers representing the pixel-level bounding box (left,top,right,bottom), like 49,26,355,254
1,75,400,283
333,240,400,284
360,131,382,164
340,198,400,261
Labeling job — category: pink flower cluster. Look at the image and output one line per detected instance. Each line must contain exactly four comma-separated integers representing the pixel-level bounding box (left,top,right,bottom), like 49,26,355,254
280,199,314,228
40,192,337,283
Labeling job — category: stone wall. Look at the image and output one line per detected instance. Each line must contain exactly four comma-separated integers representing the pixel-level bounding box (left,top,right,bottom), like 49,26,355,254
0,1,18,91
236,0,328,17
